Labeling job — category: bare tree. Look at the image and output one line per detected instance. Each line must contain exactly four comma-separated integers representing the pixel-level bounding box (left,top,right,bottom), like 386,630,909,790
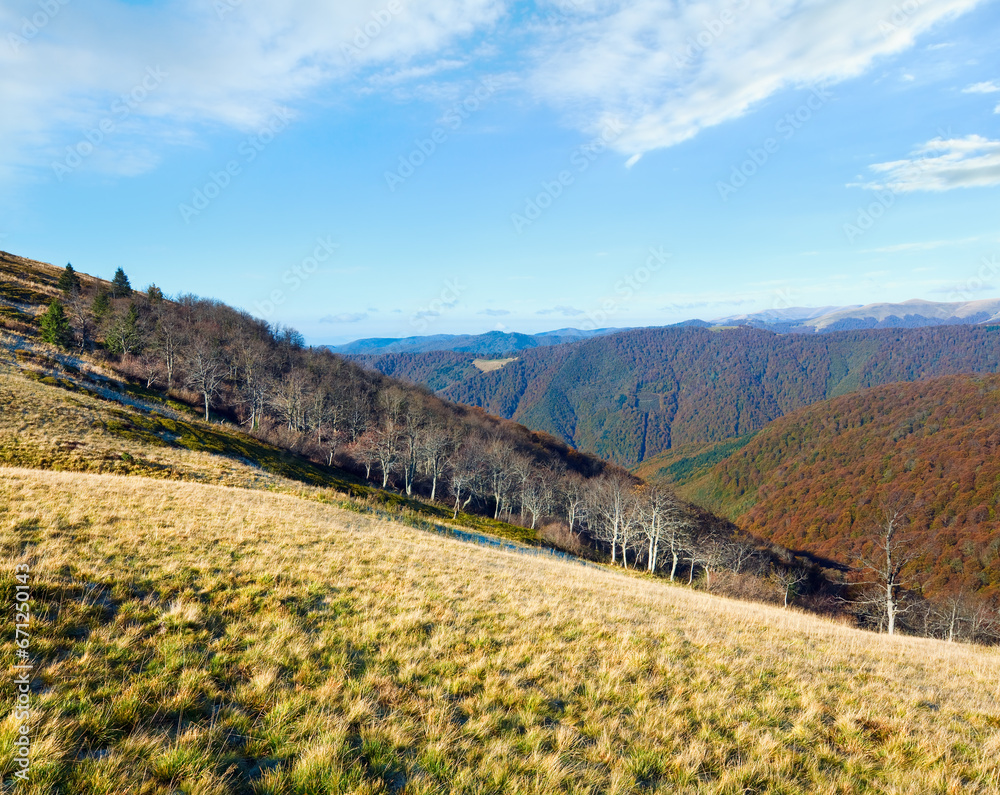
521,470,556,530
587,472,635,566
232,330,273,429
721,534,764,576
348,430,380,480
771,566,810,608
484,436,516,521
137,349,162,388
447,442,483,519
184,339,228,421
65,285,93,350
399,402,425,497
636,485,685,574
560,472,588,538
419,424,452,502
510,453,535,524
270,370,308,431
661,503,695,582
151,309,185,390
852,498,917,636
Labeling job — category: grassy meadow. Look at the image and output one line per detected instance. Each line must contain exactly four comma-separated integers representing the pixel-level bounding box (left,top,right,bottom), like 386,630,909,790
2,466,999,794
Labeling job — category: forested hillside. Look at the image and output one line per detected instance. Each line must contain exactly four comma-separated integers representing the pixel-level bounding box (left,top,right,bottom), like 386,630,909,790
361,325,1000,466
651,374,1000,606
0,250,618,537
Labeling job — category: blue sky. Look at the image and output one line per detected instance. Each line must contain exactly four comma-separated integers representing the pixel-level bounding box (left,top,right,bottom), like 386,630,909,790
2,0,998,344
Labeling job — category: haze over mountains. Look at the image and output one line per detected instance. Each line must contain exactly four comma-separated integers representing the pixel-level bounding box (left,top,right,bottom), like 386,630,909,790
718,298,1000,334
335,297,1000,356
352,324,1000,467
328,327,621,356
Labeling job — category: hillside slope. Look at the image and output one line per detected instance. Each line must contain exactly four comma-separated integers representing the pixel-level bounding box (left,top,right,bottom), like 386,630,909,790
3,466,1000,793
328,327,620,356
0,356,543,546
656,374,1000,601
363,325,1000,466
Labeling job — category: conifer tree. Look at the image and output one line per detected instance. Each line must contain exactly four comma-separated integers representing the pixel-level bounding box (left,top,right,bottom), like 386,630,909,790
40,300,72,349
58,263,81,294
111,267,132,298
105,303,142,356
91,290,112,322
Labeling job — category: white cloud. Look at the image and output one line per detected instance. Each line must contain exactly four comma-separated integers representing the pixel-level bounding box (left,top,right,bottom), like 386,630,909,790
865,236,983,253
962,80,1000,93
0,0,986,179
856,135,1000,192
0,0,503,177
321,312,369,323
527,0,984,158
537,305,584,316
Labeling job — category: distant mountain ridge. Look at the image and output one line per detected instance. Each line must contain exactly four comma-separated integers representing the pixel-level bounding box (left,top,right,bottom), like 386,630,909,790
327,327,622,355
358,324,1000,467
714,297,1000,333
640,374,1000,602
331,298,1000,356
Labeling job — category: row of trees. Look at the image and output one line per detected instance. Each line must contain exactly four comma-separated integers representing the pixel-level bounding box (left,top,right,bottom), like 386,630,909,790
42,266,623,527
32,265,1000,643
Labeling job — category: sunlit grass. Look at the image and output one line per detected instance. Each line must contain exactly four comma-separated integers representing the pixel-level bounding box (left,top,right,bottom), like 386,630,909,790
2,467,999,793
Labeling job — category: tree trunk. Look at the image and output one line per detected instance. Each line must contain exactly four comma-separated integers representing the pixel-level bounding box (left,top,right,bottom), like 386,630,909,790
670,552,678,583
886,582,896,635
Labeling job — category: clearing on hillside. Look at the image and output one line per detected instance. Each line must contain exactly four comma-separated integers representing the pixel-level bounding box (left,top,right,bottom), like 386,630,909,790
472,357,517,373
1,467,999,794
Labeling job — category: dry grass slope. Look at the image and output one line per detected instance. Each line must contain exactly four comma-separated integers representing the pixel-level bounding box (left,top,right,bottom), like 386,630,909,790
0,360,539,545
2,467,999,794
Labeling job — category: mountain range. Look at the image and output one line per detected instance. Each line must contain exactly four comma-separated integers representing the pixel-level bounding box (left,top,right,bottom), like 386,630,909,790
717,298,1000,334
637,373,1000,602
327,327,622,355
354,324,1000,467
334,297,1000,357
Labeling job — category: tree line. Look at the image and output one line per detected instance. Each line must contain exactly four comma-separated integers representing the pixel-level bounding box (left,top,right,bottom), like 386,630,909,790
32,265,1000,643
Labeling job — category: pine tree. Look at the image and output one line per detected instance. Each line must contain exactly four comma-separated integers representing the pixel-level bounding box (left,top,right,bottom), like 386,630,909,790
146,284,164,303
91,290,112,322
105,303,142,356
40,300,72,349
111,267,132,298
58,263,81,294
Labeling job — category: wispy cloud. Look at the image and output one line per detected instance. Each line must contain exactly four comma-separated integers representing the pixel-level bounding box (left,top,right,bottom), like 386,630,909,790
477,308,511,316
528,0,984,159
864,236,984,253
537,305,584,317
854,136,1000,192
0,0,504,177
0,0,985,179
962,81,1000,93
320,312,368,323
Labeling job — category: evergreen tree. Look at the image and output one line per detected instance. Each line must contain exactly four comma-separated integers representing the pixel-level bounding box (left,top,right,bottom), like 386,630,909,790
58,263,81,294
105,303,142,356
111,267,132,298
40,300,72,349
91,290,112,322
146,284,164,303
